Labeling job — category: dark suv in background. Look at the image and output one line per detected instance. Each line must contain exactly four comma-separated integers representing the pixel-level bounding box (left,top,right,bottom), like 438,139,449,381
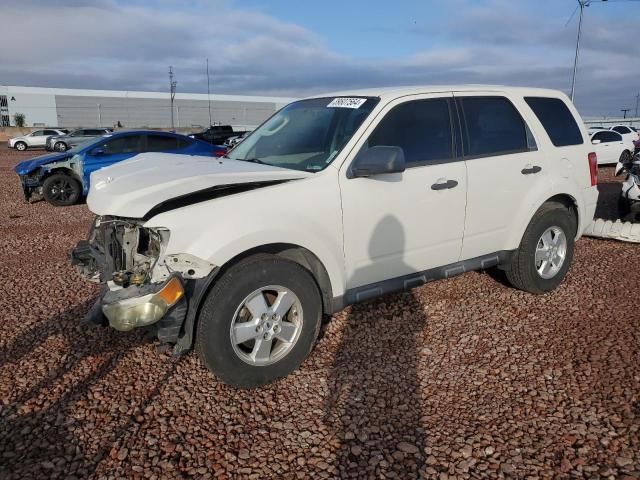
46,128,113,152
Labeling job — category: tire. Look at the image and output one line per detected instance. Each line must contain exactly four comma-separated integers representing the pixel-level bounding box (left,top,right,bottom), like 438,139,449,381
196,255,322,388
15,141,27,151
54,142,68,152
618,193,631,221
42,173,81,206
505,203,576,294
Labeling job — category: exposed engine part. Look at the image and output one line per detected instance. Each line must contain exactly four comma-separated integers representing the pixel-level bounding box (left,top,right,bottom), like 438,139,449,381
583,218,640,244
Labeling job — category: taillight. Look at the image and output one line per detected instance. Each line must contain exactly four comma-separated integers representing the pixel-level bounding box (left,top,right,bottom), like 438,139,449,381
212,149,226,157
588,152,598,186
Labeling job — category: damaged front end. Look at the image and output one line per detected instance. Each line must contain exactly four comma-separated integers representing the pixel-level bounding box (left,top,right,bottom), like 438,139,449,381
71,216,216,345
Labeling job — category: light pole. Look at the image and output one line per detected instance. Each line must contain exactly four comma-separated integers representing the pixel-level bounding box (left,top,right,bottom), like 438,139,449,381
570,0,608,103
169,66,177,130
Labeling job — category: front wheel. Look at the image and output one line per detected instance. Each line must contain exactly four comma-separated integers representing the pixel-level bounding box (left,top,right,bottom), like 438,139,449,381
505,203,576,294
196,255,322,388
14,142,27,151
42,173,81,206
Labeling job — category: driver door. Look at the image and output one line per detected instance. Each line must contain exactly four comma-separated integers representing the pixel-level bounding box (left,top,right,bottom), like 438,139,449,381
339,93,467,291
82,134,144,187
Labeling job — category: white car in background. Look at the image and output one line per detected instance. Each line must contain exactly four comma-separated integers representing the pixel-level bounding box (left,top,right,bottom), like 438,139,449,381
8,129,68,151
610,125,639,145
590,129,634,164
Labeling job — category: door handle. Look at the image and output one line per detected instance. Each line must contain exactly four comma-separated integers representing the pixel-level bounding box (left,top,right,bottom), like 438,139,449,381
521,165,542,175
431,179,459,190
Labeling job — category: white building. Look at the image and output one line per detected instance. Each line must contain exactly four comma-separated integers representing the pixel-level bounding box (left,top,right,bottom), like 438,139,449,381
0,85,295,129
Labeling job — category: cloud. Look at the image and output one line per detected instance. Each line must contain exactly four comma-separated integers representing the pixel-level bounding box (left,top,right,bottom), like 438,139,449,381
0,0,636,116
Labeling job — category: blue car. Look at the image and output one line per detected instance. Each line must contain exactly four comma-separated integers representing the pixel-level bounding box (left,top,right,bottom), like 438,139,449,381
14,130,226,206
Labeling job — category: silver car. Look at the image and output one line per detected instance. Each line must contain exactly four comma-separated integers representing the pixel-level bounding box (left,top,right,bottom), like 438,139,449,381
46,128,113,152
9,129,68,151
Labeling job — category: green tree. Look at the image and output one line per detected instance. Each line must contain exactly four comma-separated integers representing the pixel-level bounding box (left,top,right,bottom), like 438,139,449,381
13,113,26,127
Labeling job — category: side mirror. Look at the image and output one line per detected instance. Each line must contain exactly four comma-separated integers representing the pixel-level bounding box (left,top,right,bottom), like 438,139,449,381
90,148,105,156
351,146,406,178
591,139,601,145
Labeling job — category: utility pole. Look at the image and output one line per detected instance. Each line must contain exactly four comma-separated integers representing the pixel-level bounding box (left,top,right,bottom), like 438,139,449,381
570,0,609,103
97,103,101,127
570,0,586,102
206,58,213,127
635,93,639,118
621,109,630,119
169,66,177,130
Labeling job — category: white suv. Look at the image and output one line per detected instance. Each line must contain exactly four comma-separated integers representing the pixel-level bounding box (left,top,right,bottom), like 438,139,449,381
72,86,599,388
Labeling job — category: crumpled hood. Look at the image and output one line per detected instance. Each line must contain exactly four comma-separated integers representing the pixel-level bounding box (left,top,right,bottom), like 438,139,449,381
88,152,311,218
14,152,72,175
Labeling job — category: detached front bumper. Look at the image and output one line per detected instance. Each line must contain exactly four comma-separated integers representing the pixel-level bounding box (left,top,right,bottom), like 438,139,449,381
71,221,216,349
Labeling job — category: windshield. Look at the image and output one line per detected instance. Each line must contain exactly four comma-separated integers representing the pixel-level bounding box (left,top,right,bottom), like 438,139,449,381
227,96,379,172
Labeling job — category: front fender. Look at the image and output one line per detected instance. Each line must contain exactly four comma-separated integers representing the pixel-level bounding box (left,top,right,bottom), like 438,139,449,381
144,174,346,297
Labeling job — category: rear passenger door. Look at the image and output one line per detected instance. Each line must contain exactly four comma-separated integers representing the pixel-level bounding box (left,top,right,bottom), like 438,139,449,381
455,93,545,259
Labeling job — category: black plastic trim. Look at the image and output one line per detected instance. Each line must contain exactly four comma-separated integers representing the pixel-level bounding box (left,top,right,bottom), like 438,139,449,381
335,250,514,311
142,180,293,220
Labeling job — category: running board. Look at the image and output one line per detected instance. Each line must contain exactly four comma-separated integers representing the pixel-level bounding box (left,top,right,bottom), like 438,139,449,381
583,218,640,244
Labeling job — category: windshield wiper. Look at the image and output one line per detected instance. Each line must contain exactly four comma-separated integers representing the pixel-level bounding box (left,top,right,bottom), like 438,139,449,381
239,157,268,165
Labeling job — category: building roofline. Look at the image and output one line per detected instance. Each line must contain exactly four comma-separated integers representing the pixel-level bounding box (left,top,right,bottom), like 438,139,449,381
1,85,296,104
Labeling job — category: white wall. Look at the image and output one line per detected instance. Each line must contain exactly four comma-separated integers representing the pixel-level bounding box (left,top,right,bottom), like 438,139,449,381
7,87,57,126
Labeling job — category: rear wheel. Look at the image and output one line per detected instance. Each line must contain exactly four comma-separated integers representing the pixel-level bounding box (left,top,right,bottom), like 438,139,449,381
54,142,68,152
42,173,81,206
15,141,27,151
196,255,322,388
505,203,576,294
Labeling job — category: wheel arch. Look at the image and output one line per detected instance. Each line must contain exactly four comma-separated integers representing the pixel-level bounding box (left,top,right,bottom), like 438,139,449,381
506,192,581,251
544,193,579,235
175,242,335,355
215,243,334,315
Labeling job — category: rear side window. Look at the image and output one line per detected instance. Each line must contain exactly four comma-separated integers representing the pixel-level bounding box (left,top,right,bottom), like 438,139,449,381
146,134,179,151
524,97,583,147
612,126,630,134
366,98,454,166
458,96,531,158
592,131,621,143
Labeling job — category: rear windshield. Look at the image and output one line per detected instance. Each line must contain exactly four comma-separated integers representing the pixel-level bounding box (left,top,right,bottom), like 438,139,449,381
524,97,583,147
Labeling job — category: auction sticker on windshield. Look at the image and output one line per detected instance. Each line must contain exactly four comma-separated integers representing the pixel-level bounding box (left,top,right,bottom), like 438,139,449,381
327,97,367,109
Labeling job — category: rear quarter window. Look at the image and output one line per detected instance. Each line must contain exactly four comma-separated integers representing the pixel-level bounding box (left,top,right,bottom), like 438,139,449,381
524,97,583,147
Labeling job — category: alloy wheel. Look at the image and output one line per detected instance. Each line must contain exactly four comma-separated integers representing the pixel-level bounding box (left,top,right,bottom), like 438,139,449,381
535,226,567,279
229,286,303,366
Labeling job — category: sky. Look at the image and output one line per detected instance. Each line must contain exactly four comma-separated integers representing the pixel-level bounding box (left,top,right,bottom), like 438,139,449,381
1,0,639,116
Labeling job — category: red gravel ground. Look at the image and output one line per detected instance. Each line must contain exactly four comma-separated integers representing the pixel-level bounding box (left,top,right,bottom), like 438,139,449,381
0,147,638,479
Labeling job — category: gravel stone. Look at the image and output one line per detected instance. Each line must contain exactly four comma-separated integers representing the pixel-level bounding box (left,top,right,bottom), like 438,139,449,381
0,151,638,479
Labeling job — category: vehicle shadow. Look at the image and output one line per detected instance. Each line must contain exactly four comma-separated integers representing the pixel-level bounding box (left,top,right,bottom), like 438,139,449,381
0,297,172,479
595,182,622,221
324,216,426,478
